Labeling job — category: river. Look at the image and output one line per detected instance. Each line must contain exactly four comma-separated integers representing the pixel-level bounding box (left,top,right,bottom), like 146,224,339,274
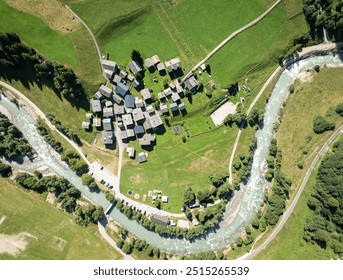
1,52,342,254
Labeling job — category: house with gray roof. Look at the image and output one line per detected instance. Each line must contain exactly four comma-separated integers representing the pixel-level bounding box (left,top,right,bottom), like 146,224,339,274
140,88,151,101
94,91,102,100
99,85,113,99
171,92,180,103
132,108,144,123
126,129,135,138
165,58,181,73
86,113,92,119
104,69,114,80
102,118,112,131
178,103,186,111
125,94,135,109
114,104,125,115
144,57,155,70
127,74,134,82
101,60,117,72
157,91,166,102
137,152,147,163
150,114,163,130
122,114,134,128
128,60,142,75
82,121,90,130
163,88,172,99
113,74,122,85
112,92,124,104
134,125,144,135
91,99,102,113
135,98,144,108
105,101,113,107
150,214,169,226
160,104,169,114
156,62,165,74
119,70,128,79
101,130,114,145
143,118,152,132
139,134,155,146
184,76,199,94
116,82,129,97
146,105,155,115
103,107,114,118
170,102,178,112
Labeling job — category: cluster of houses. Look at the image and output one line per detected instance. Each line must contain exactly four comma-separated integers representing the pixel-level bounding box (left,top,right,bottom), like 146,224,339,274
81,54,200,163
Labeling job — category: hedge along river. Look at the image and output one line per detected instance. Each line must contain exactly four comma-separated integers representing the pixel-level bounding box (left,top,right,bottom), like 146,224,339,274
1,52,342,254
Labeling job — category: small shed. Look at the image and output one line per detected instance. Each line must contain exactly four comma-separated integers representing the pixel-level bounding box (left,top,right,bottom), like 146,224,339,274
126,147,135,158
137,152,147,163
170,102,178,112
82,121,90,130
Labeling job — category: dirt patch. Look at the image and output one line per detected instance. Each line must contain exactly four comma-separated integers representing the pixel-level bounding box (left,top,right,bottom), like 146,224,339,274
0,215,6,225
5,0,81,34
0,232,37,256
45,192,56,205
130,175,142,184
189,150,216,173
297,71,313,83
49,236,66,251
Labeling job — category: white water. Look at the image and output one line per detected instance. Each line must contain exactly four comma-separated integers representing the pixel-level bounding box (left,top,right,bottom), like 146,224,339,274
1,53,342,253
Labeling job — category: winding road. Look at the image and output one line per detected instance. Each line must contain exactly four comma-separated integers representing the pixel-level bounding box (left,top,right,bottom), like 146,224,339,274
240,123,343,260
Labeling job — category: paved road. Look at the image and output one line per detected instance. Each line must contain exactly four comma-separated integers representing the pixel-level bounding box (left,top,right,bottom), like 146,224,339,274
182,0,282,81
239,123,343,260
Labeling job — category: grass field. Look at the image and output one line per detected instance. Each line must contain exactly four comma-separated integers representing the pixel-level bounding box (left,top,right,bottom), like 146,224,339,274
64,0,277,68
253,67,343,259
0,177,121,260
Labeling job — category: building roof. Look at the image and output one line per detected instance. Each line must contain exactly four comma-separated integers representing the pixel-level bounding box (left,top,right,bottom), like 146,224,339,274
127,74,134,82
90,99,102,113
137,152,147,163
184,76,199,92
104,69,114,79
82,121,90,129
120,130,127,140
150,214,169,226
101,130,114,145
116,82,129,97
170,102,178,111
157,92,166,101
132,79,141,89
125,94,135,109
178,102,186,111
112,93,123,105
132,108,144,123
85,113,92,119
150,114,163,129
146,105,155,115
140,88,151,101
156,62,165,72
171,92,180,102
160,104,169,114
163,87,172,97
119,70,128,79
99,85,113,98
103,107,114,117
200,63,206,71
165,58,181,72
134,125,144,135
114,104,125,115
126,147,135,158
93,118,101,127
135,98,144,108
143,118,152,131
162,196,168,203
102,118,112,131
105,101,113,107
94,91,102,100
126,129,135,138
113,74,122,85
139,134,155,146
128,60,142,75
151,54,160,64
122,114,133,128
144,57,154,69
101,60,117,72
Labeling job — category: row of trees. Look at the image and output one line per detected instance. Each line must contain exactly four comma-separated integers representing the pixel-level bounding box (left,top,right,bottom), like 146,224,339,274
47,114,81,146
61,150,88,175
304,137,343,256
15,172,80,212
81,173,98,191
36,118,64,154
115,199,226,241
0,32,84,102
0,162,12,177
0,112,34,159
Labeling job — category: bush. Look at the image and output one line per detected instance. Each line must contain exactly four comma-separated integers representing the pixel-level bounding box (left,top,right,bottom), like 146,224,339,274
313,116,335,134
335,103,343,117
0,162,12,177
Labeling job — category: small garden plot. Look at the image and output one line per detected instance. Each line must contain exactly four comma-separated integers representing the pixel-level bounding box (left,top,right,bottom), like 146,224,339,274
172,124,183,135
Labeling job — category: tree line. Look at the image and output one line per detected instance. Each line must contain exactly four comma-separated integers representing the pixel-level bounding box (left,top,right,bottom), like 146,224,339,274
0,112,34,159
304,136,343,257
0,32,84,103
15,171,103,226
